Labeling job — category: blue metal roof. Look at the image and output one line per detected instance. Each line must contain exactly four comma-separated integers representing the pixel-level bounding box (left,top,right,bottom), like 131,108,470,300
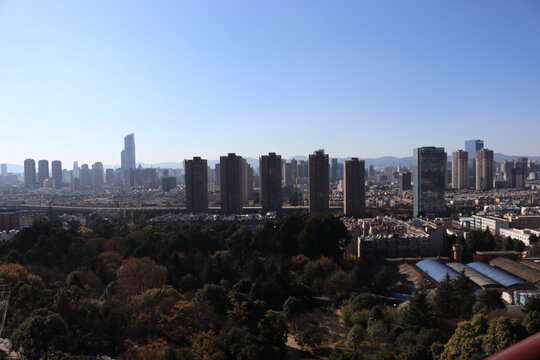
447,262,501,288
467,262,526,287
391,293,411,302
416,259,460,282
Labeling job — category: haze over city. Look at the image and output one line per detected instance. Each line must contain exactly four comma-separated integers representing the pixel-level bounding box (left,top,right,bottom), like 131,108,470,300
1,1,539,165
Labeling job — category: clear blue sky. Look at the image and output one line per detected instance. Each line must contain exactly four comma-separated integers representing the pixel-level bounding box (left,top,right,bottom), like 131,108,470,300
1,0,539,166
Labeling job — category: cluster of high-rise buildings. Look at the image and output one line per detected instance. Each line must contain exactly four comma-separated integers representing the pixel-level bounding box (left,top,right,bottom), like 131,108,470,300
23,158,120,190
451,140,531,191
413,140,537,217
184,151,366,216
15,134,539,218
22,134,174,190
23,159,63,189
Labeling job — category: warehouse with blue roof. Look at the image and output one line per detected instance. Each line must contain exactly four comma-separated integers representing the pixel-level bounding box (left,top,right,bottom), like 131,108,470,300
447,262,502,289
416,259,460,282
467,262,526,287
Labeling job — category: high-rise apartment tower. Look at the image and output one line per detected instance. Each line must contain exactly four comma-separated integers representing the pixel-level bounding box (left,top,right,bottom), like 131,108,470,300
308,150,329,213
220,153,243,215
185,157,208,213
343,158,365,217
51,160,62,189
451,150,468,190
400,172,412,191
282,162,292,187
476,149,494,191
465,140,484,187
38,160,49,186
24,159,36,188
259,153,282,214
501,160,514,181
413,147,447,217
93,162,104,187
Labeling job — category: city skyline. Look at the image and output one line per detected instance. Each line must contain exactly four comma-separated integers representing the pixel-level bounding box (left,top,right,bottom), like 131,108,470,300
1,1,539,165
6,146,540,173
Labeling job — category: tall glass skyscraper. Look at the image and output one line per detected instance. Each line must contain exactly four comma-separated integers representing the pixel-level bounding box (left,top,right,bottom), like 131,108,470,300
413,147,447,217
465,139,484,188
121,133,136,170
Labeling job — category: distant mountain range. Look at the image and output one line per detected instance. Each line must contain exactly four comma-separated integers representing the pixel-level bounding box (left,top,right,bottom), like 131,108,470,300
4,153,540,173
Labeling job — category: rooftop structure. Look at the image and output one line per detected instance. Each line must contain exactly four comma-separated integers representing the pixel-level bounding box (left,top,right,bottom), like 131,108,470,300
397,263,437,291
473,251,523,262
352,217,446,260
489,257,540,286
467,262,526,287
415,259,460,282
521,259,540,272
446,262,501,288
505,215,540,229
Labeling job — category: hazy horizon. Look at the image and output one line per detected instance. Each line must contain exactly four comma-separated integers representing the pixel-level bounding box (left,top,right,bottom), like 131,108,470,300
1,1,539,165
4,151,540,174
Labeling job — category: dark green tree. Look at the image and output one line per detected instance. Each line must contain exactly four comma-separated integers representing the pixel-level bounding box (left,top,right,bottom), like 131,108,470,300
440,314,489,360
282,296,302,318
341,294,378,326
433,274,458,317
453,270,476,318
346,324,365,351
532,243,540,256
473,289,505,314
10,308,71,360
513,239,525,252
400,292,434,330
277,213,305,257
482,316,523,356
329,349,364,360
298,213,350,261
469,229,496,253
352,258,367,289
194,284,231,316
256,310,288,358
502,237,514,251
252,222,278,256
297,327,323,349
6,249,24,264
372,268,391,296
522,296,540,335
93,218,116,239
225,227,253,270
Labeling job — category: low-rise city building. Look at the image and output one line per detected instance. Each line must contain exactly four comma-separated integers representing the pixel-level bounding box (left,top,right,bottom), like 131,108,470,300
499,228,540,246
471,215,509,235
